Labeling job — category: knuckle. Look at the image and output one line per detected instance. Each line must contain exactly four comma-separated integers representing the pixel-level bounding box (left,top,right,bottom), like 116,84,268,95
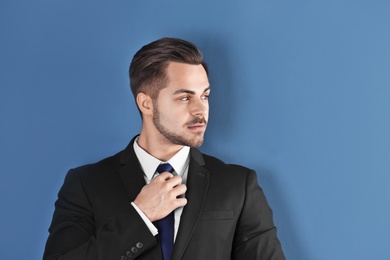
172,175,181,181
179,198,188,206
158,172,171,180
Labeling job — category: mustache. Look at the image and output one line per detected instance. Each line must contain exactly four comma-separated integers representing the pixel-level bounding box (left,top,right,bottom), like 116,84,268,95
185,117,207,126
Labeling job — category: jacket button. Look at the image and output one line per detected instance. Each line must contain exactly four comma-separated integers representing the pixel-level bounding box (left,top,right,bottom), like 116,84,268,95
131,247,138,253
136,242,143,249
126,251,133,257
121,256,127,260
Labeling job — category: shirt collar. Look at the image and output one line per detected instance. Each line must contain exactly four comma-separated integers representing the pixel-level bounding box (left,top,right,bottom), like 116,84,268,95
133,136,190,181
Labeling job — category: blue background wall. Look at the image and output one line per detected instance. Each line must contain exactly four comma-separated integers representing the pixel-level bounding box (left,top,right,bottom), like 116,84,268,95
1,0,389,259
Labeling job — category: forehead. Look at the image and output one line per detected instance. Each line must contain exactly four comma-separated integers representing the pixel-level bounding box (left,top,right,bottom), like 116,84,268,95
164,62,209,92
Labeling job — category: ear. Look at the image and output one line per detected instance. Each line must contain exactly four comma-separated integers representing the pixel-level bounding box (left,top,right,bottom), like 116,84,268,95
136,92,153,117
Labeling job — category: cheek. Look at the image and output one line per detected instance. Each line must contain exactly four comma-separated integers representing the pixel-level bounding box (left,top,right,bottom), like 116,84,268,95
159,108,183,125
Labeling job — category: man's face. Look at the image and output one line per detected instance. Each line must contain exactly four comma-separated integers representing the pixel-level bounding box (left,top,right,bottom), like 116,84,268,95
152,62,210,148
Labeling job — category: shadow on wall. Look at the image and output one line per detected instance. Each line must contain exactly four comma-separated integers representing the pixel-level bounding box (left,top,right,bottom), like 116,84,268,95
183,33,237,160
256,166,311,260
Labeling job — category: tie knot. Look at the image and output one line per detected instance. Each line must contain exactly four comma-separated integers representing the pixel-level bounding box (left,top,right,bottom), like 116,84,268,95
156,163,173,174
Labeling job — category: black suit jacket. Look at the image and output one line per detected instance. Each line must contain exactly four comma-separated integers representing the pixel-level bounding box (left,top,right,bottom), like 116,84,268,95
44,138,285,259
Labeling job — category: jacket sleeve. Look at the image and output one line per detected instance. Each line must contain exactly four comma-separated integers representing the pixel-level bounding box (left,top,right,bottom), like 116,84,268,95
232,170,286,260
43,169,157,260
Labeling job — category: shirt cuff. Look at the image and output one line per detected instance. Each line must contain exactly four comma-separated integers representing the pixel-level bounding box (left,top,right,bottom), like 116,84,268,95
131,202,159,236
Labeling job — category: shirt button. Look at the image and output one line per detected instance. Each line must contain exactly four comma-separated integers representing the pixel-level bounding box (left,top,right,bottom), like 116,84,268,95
136,242,143,249
126,251,133,257
121,256,127,260
131,247,138,253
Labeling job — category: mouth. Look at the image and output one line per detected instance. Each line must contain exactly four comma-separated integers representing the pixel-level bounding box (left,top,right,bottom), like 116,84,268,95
188,123,206,132
186,118,207,132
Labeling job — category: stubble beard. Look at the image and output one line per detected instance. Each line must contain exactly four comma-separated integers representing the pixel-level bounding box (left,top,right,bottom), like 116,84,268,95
152,105,206,148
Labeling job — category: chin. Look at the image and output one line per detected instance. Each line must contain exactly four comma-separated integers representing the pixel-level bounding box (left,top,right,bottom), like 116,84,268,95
189,141,203,148
172,135,204,148
187,137,204,148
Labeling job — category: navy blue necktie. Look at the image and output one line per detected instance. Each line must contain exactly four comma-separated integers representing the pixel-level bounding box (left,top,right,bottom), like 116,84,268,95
155,163,174,260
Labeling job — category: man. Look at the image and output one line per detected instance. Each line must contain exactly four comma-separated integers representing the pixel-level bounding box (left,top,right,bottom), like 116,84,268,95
44,37,285,260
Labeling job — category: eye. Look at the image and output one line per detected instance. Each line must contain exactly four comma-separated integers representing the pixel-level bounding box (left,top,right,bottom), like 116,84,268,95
179,96,190,101
201,94,210,100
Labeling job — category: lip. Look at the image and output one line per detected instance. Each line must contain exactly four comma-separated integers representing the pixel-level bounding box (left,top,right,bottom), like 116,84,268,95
187,124,206,131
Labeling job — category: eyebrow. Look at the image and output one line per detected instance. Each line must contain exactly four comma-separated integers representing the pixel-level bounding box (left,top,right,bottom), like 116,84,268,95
172,86,211,95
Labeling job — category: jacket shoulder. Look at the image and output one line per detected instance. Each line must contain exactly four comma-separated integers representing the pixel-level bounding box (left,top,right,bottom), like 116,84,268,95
201,153,253,174
66,151,123,180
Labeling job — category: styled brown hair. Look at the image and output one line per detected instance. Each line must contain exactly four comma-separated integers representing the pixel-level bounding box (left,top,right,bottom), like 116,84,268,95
129,37,208,102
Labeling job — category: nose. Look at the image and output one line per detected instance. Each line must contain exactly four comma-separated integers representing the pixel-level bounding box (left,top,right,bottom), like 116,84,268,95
191,97,208,117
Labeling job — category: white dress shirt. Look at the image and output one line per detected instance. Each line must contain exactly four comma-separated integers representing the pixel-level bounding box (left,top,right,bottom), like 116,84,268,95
131,137,190,241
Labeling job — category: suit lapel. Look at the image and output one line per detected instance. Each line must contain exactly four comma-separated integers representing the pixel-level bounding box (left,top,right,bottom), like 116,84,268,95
117,137,147,201
172,148,210,260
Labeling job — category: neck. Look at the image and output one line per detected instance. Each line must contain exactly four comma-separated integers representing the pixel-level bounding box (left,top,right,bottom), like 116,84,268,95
138,128,184,162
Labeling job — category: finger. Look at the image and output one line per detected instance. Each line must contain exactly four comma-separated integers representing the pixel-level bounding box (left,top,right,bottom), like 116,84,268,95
171,184,187,197
173,197,188,208
153,172,174,181
165,175,183,187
